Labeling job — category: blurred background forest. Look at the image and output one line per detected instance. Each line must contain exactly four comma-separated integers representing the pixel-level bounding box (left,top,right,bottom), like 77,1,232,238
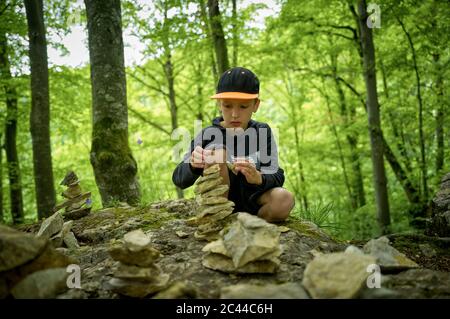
0,0,448,240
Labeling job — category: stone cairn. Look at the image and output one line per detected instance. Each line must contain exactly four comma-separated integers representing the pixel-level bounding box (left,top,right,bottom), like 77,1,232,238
190,164,236,241
202,212,282,274
53,171,92,220
107,229,170,298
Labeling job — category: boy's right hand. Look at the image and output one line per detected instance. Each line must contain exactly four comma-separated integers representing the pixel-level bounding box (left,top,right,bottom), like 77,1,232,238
190,146,213,169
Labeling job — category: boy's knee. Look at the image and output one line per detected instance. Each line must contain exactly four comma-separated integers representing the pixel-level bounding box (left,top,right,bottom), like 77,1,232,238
272,187,295,220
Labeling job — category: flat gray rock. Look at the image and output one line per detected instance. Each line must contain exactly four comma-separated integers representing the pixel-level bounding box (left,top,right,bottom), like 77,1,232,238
0,225,47,272
302,252,377,299
363,236,419,271
11,268,69,299
37,212,64,239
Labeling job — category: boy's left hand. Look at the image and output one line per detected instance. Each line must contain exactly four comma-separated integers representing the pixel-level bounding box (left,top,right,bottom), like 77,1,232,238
233,158,263,185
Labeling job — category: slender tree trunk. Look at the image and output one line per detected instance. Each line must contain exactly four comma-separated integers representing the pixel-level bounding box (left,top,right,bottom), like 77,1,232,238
433,53,444,176
332,57,366,209
293,120,308,211
194,60,204,121
357,0,390,233
1,34,24,224
379,59,412,172
0,133,3,223
85,0,141,206
161,1,183,199
323,89,354,209
207,0,229,75
231,0,238,66
199,0,218,81
24,0,55,219
397,17,428,201
381,135,421,206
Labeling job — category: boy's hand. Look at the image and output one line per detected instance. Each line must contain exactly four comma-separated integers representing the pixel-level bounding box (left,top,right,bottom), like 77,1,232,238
233,158,263,185
190,146,212,169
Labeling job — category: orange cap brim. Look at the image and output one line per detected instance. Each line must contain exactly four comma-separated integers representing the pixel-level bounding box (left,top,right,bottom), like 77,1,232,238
210,92,259,99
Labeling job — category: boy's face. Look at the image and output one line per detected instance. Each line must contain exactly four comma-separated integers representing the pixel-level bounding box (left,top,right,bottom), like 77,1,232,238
218,98,260,130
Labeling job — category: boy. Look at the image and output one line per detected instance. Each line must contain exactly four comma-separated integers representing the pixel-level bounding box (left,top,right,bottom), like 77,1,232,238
172,67,294,222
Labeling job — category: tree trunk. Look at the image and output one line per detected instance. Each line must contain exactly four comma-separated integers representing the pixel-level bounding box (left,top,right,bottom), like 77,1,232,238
207,0,229,75
322,89,354,210
161,2,183,199
199,0,218,81
293,120,308,211
85,0,141,206
398,17,428,201
379,59,412,172
0,133,3,223
357,0,390,233
1,39,24,224
331,56,366,209
381,135,421,206
24,0,55,219
231,0,238,66
433,53,444,176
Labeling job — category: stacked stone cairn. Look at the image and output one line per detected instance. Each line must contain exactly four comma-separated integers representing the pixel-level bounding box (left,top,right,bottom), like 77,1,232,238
191,164,235,241
53,171,92,220
107,229,170,298
202,212,282,274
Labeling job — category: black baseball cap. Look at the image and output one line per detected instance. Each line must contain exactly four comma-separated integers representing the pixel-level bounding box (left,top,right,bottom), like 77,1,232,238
211,67,259,100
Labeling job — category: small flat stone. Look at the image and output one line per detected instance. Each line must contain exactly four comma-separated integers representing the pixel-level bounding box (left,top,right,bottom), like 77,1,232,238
194,177,224,194
198,201,235,217
203,164,220,175
196,172,220,184
124,229,151,251
197,208,233,224
37,212,64,239
202,253,279,274
63,231,80,249
113,263,161,282
175,231,189,239
278,226,291,233
108,244,160,267
107,274,170,298
201,185,229,198
196,196,229,206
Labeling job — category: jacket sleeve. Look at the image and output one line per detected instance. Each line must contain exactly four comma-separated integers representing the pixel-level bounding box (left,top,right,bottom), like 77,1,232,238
172,135,204,189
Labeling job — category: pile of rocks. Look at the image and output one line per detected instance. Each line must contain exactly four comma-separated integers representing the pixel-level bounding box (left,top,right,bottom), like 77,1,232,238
53,171,92,220
37,212,79,249
106,229,170,298
426,172,450,237
301,236,420,299
0,225,75,298
192,164,235,241
202,212,282,274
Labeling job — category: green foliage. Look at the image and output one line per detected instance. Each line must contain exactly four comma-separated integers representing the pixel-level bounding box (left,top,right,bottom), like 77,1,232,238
0,0,448,242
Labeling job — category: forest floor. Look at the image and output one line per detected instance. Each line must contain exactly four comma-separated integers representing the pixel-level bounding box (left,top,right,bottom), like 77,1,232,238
14,198,450,299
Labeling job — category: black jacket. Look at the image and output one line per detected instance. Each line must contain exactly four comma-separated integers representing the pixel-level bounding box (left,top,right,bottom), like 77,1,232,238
172,117,285,197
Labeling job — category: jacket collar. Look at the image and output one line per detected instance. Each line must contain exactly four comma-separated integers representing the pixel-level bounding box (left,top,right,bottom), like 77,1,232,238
212,116,257,131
